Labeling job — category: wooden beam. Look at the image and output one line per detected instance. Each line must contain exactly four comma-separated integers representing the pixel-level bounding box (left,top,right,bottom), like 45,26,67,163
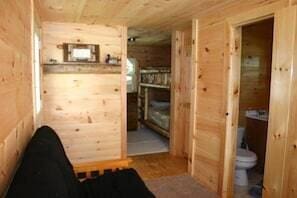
43,64,121,74
144,88,149,120
282,10,297,196
170,30,182,157
188,19,198,174
121,26,128,159
221,23,242,198
263,6,297,198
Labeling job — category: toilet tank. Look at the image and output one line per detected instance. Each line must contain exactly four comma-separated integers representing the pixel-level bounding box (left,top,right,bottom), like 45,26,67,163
237,127,245,148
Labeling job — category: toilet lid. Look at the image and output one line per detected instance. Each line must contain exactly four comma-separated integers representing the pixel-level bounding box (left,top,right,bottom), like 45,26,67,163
236,148,257,162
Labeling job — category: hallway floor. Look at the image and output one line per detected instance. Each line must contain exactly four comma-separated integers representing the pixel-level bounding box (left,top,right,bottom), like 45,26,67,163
127,127,169,156
129,152,188,180
130,153,218,198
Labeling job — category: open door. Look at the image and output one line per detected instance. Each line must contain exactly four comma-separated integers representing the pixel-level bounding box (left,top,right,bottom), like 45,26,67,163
263,6,297,198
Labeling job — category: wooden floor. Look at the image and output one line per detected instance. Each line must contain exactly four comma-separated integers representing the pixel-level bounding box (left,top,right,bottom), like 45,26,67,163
129,152,188,180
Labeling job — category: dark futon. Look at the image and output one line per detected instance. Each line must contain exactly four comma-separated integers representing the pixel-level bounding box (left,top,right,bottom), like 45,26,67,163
6,126,155,198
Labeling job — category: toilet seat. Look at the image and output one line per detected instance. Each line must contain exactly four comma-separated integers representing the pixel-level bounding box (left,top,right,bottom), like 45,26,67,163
236,148,257,162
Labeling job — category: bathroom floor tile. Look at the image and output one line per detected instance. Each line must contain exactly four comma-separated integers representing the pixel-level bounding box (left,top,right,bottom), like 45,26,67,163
234,170,263,198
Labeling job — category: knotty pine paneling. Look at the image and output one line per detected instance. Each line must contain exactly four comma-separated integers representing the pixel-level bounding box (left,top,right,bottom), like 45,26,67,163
191,0,290,196
41,22,126,164
43,74,121,163
128,45,171,68
42,22,123,64
193,22,226,192
42,74,122,164
0,0,35,195
37,0,234,29
171,27,192,157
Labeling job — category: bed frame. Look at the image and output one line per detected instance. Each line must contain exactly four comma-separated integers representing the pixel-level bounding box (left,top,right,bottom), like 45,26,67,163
73,158,132,179
138,67,171,137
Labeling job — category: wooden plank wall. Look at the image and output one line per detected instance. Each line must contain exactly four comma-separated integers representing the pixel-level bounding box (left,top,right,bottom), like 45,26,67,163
263,6,297,198
239,19,273,126
42,22,124,63
127,45,171,68
190,0,291,195
41,22,127,164
283,15,297,196
170,27,192,157
0,0,35,195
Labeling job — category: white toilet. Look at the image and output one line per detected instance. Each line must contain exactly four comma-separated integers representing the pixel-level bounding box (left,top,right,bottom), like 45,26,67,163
235,127,257,186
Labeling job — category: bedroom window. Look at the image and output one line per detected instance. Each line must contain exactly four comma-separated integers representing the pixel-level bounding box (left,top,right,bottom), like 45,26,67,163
33,32,42,126
127,58,138,93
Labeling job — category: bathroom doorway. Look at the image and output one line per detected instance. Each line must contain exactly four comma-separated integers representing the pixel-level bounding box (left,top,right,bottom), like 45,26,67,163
222,6,297,198
233,18,274,197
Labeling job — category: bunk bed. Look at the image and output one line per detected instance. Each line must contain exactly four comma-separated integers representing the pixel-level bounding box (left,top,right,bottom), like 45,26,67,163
138,67,171,138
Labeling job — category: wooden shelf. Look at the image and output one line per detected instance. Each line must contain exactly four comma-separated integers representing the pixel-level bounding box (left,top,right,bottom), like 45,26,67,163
44,62,121,66
140,83,170,89
43,63,121,74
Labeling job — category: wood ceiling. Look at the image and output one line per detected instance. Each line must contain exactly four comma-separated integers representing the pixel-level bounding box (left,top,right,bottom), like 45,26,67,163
127,28,171,46
36,0,235,45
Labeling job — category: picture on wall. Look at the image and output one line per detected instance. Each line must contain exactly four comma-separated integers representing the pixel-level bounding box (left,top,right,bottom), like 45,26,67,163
63,43,99,63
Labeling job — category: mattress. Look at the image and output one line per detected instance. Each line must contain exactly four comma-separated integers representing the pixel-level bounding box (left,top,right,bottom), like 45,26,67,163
148,107,170,131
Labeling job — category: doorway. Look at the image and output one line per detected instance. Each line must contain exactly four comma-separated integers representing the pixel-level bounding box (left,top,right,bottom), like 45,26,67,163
223,11,277,196
126,29,172,156
222,7,297,197
233,18,274,197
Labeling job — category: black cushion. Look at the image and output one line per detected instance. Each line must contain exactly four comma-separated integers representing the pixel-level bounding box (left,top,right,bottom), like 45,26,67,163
7,126,82,198
6,126,154,198
24,126,73,168
6,156,70,198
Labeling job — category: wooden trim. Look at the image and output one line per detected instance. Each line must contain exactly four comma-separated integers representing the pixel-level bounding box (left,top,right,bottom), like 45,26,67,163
188,19,198,174
170,30,182,156
170,27,193,159
144,88,149,120
227,2,281,27
31,0,36,130
282,7,297,196
43,64,121,74
73,158,132,179
263,7,297,198
32,2,42,131
221,23,242,198
121,26,128,159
